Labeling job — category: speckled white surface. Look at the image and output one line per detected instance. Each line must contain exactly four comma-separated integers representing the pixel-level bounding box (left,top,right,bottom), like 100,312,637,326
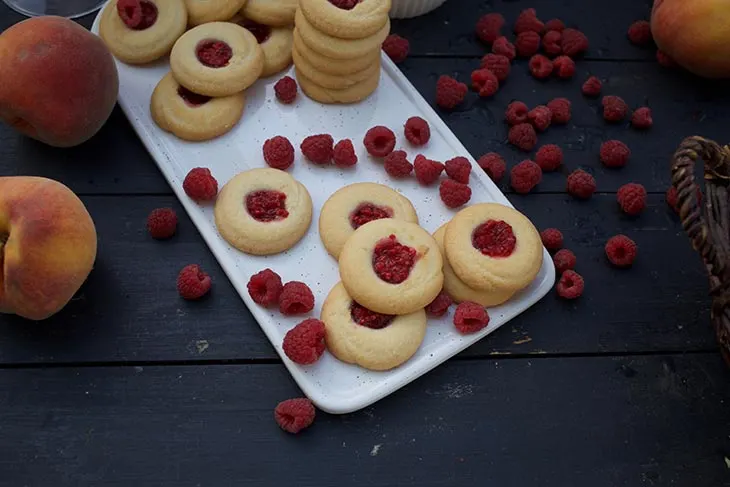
91,3,555,415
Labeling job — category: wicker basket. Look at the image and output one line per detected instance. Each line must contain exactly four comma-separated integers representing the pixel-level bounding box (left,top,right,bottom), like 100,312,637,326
671,136,730,366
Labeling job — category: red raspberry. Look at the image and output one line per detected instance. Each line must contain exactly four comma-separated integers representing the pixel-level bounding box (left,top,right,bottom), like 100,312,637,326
414,154,445,185
510,160,542,194
492,36,516,61
627,20,652,46
436,75,468,110
363,125,396,157
453,301,490,334
617,183,647,216
332,139,358,167
535,144,563,171
404,116,430,146
177,264,212,300
656,49,677,68
666,186,679,213
478,152,506,182
384,150,413,178
508,123,538,151
542,30,562,56
480,54,511,81
582,76,602,97
475,13,505,44
514,8,544,34
445,156,471,183
183,167,218,201
567,169,596,199
540,228,563,251
471,69,499,97
516,31,541,57
263,136,295,170
274,398,315,434
605,234,637,268
556,270,584,299
282,318,326,365
600,140,631,168
505,101,529,125
147,207,177,239
602,96,628,122
528,105,552,132
382,34,409,63
547,98,571,124
439,179,472,208
274,76,297,104
562,28,589,57
425,290,453,317
552,55,575,78
631,107,653,129
247,268,283,307
279,281,315,315
544,19,565,32
301,134,334,165
529,54,553,79
553,249,576,273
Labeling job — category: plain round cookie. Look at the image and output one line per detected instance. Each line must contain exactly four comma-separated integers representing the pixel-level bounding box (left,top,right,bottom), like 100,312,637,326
169,22,264,97
321,282,427,371
293,28,380,76
319,183,419,259
185,0,246,26
338,219,443,315
296,68,380,104
292,44,380,90
98,0,188,65
214,168,313,255
433,224,515,307
229,15,293,77
241,0,297,27
299,0,391,40
443,203,543,293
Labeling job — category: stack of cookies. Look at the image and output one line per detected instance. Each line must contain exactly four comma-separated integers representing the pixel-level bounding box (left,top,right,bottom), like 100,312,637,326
292,0,392,104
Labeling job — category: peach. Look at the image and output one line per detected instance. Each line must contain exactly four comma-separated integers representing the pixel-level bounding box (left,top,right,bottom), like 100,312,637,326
651,0,730,78
0,16,119,148
0,177,98,321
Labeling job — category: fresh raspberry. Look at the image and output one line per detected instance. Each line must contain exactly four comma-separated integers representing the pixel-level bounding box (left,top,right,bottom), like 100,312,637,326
582,76,602,97
553,249,576,273
453,301,490,334
547,98,571,124
274,398,315,434
274,76,297,104
631,107,653,129
516,31,541,57
508,123,538,151
544,19,565,32
445,156,471,183
602,96,628,122
279,281,315,315
147,207,177,239
247,268,283,307
605,235,637,268
492,36,516,61
510,160,542,194
562,28,589,57
600,140,630,168
528,105,552,132
382,34,409,63
505,101,529,125
480,54,511,81
363,125,396,157
478,153,506,182
475,13,505,44
529,54,553,79
567,169,596,199
656,49,677,68
404,116,430,146
628,20,652,46
439,179,472,208
183,167,218,201
332,139,358,167
552,55,575,78
471,69,499,97
414,154,445,185
542,30,562,56
556,270,584,299
436,75,468,110
384,150,413,178
300,134,334,165
177,264,212,300
617,183,647,216
425,290,453,317
263,136,295,170
282,318,326,365
535,144,563,172
540,228,563,251
514,8,544,34
666,186,679,213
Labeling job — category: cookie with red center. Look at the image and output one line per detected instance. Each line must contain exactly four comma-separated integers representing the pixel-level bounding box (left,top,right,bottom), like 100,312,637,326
298,0,391,40
186,0,246,26
229,14,294,78
241,0,298,27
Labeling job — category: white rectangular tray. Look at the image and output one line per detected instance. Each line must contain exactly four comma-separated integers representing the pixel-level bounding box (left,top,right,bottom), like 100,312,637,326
91,3,555,415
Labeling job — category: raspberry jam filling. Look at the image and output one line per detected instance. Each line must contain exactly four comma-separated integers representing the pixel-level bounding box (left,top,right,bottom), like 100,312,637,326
350,301,394,329
245,190,289,222
238,19,272,44
349,203,393,230
328,0,361,9
117,0,158,30
196,40,233,68
372,234,417,284
176,86,212,107
472,219,517,257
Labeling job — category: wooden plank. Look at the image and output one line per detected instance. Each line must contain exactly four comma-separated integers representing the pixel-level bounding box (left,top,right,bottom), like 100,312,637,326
0,355,728,486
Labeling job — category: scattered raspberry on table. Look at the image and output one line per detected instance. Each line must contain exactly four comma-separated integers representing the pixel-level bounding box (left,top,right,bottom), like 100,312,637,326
492,36,516,60
471,68,499,97
382,34,409,63
529,54,553,79
282,318,327,365
177,264,212,300
631,107,653,129
247,269,283,307
279,281,315,315
617,183,647,216
510,160,542,194
263,136,295,170
535,144,563,172
478,153,506,182
528,105,552,132
582,76,602,97
508,123,538,151
475,12,505,44
436,75,468,110
542,30,562,56
147,207,177,240
605,235,638,268
439,179,472,208
556,270,584,299
567,169,596,199
553,249,576,273
656,50,677,68
540,228,563,251
627,20,652,46
547,98,571,124
561,28,589,57
480,54,511,81
445,156,471,183
600,140,631,168
453,301,490,334
333,139,358,167
183,167,218,201
602,95,629,122
274,398,316,434
274,76,297,104
552,55,575,79
514,8,544,35
516,31,541,58
505,101,529,126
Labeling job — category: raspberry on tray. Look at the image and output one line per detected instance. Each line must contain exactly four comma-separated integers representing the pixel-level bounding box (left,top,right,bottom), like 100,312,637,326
414,154,445,185
301,134,334,165
333,139,358,167
263,136,295,170
364,125,396,157
279,281,315,315
282,318,327,365
404,116,431,146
